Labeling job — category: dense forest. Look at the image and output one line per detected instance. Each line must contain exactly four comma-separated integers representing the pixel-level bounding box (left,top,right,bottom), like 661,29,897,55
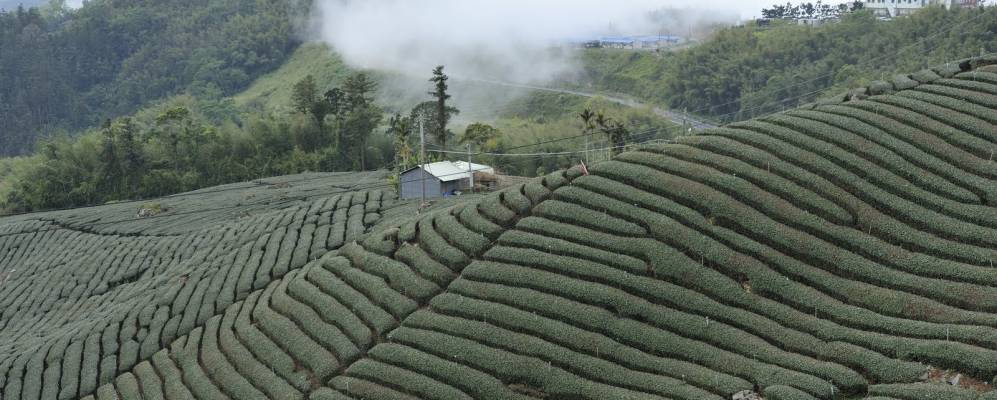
0,0,303,156
576,5,996,122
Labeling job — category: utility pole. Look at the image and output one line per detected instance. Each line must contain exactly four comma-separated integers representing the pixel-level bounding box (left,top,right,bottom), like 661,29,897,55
585,135,590,165
467,143,474,194
420,120,427,208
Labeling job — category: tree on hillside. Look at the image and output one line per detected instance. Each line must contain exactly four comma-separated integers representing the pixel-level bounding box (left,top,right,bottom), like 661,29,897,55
427,66,460,148
155,106,193,172
388,113,415,170
114,118,144,194
98,119,121,196
324,87,346,123
579,108,597,137
460,123,501,150
340,72,382,170
592,111,631,156
292,75,329,123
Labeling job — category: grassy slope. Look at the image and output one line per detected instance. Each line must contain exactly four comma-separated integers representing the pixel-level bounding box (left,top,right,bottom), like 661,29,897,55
1,56,995,400
233,43,354,114
230,42,678,154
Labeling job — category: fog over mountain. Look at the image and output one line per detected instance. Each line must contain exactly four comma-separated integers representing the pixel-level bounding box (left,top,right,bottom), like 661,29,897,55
314,0,850,86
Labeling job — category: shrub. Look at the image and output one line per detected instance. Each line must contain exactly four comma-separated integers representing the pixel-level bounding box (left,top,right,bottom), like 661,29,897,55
816,104,997,203
171,328,228,399
340,244,440,302
150,350,194,400
286,273,372,346
763,385,819,400
421,297,752,396
905,87,997,122
132,361,166,400
871,95,996,145
199,315,268,400
306,259,397,335
363,343,522,399
234,290,312,392
345,359,469,400
415,218,470,268
251,283,340,379
218,303,304,400
867,383,978,400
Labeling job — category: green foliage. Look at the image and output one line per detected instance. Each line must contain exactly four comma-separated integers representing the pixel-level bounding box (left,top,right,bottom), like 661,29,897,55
578,6,996,122
866,383,980,400
0,0,304,156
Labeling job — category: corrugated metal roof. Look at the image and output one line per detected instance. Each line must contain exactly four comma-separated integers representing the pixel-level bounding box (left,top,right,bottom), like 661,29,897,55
403,161,494,182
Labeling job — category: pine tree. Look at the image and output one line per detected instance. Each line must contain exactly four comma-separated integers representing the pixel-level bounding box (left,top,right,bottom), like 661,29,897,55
428,66,459,148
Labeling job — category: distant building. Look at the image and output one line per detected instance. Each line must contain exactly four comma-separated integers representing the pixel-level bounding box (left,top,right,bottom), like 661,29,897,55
399,161,494,200
863,0,979,18
565,35,684,50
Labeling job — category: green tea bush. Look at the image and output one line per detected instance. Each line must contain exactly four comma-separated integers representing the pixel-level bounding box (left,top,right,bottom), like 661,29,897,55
533,200,647,237
465,259,867,394
910,69,942,83
904,88,997,122
868,81,895,96
415,218,470,268
150,350,194,400
172,328,228,399
477,194,518,226
320,256,418,321
363,343,526,400
764,385,819,400
619,145,997,286
779,110,980,204
132,361,165,400
218,303,304,400
448,275,836,397
80,331,102,396
95,384,118,400
234,291,312,392
269,276,361,369
251,284,340,379
496,230,647,275
394,244,458,288
198,316,268,400
943,76,997,95
815,105,997,203
434,212,490,257
845,101,997,163
310,387,354,400
701,124,997,268
933,62,967,79
388,326,661,400
339,244,439,302
640,144,854,224
417,298,752,397
872,95,996,144
329,376,422,400
576,171,994,376
867,383,978,400
345,359,469,400
456,205,505,239
306,259,397,335
286,271,372,346
404,310,724,400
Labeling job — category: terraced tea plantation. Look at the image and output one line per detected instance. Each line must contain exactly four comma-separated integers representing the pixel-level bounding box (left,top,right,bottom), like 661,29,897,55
2,55,997,400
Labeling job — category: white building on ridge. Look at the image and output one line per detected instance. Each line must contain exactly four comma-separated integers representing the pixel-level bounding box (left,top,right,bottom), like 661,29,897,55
863,0,979,18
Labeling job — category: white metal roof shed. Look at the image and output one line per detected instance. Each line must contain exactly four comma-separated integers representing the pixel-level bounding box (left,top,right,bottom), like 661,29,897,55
411,161,494,182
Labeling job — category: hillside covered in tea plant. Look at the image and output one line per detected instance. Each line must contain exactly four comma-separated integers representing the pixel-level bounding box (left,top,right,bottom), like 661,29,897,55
1,55,996,400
